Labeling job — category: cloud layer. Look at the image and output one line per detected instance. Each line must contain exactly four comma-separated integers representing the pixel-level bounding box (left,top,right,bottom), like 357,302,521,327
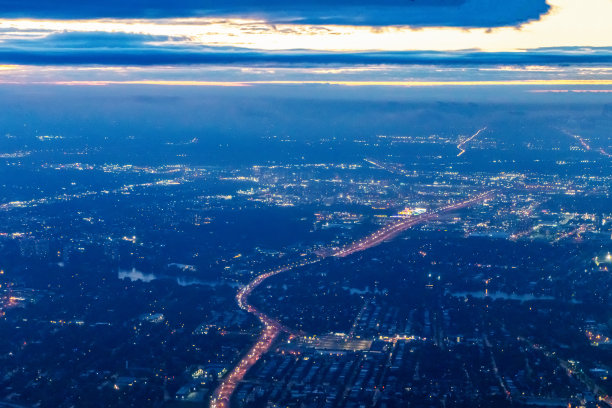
0,0,610,88
0,0,550,27
0,30,611,67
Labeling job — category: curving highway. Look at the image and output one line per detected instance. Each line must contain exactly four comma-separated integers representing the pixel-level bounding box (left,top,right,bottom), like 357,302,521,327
210,191,493,408
457,127,487,157
210,260,319,408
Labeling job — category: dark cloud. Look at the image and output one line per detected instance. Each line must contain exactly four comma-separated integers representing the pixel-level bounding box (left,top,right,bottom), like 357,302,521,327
0,0,550,27
8,32,170,49
0,31,610,67
2,47,612,67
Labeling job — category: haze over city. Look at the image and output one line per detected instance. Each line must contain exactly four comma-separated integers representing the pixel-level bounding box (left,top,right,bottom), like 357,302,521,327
0,1,611,408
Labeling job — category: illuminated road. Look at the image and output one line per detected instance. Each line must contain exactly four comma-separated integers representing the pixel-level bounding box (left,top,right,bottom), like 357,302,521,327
335,191,494,258
364,158,408,176
552,224,588,243
334,213,435,258
457,127,487,157
210,323,281,408
563,130,612,159
210,191,493,408
598,148,612,158
210,260,319,408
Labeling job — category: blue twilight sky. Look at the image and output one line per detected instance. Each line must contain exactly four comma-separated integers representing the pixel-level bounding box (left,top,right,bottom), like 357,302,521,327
0,0,610,87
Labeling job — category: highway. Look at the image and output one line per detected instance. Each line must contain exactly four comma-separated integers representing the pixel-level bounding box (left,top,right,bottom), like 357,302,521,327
210,191,493,408
364,158,408,176
335,191,494,258
209,323,281,408
563,129,612,160
456,127,487,157
210,260,319,408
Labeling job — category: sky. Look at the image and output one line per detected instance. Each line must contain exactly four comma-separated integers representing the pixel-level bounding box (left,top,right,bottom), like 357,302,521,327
0,0,610,87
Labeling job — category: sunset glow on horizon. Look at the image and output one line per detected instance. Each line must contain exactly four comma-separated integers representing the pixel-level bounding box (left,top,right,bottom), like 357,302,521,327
0,0,610,54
